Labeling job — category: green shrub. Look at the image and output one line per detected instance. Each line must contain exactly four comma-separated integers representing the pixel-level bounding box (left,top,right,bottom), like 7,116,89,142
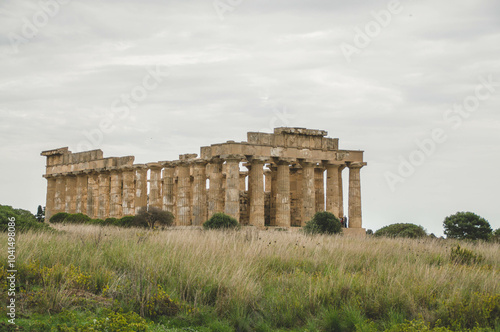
203,213,239,230
0,205,53,232
134,207,174,228
118,216,136,227
104,217,119,226
450,245,484,265
374,223,427,238
65,213,92,224
50,212,69,223
302,212,342,235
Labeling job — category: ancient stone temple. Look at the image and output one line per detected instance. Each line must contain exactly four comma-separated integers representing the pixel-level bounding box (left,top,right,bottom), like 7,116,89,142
41,127,367,235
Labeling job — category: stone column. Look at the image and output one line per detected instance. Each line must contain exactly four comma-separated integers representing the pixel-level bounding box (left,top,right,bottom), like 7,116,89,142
176,161,192,225
192,160,208,226
269,165,277,226
65,174,77,213
75,173,88,214
239,172,247,192
98,171,110,219
249,158,266,227
289,165,302,226
207,159,224,218
87,172,99,218
325,163,342,218
109,169,123,218
121,167,135,216
134,165,148,214
148,163,163,210
314,167,325,212
348,162,366,228
44,176,56,221
339,165,346,218
276,159,292,227
264,169,271,192
54,175,66,215
223,155,242,221
162,162,176,216
300,161,316,224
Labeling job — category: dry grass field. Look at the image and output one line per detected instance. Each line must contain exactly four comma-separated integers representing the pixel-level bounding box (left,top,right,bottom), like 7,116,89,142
1,224,499,331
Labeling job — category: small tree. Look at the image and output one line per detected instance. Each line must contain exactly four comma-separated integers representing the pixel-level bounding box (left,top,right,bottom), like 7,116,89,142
443,212,492,240
134,206,174,229
203,213,239,230
35,205,45,222
303,212,342,235
374,223,427,238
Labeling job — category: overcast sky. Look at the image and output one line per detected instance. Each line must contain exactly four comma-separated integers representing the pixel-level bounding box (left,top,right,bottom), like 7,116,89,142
1,0,499,235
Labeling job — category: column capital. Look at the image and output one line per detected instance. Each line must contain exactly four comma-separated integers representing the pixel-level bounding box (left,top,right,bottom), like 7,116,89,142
247,156,269,164
160,161,175,168
347,162,367,169
209,157,224,164
133,164,148,170
192,159,209,167
273,157,295,165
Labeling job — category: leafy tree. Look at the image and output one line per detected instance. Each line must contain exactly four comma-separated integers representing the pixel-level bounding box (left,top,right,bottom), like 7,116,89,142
35,205,45,222
203,212,239,230
302,212,342,235
134,206,174,228
0,204,52,232
443,212,492,240
492,228,500,243
374,223,427,238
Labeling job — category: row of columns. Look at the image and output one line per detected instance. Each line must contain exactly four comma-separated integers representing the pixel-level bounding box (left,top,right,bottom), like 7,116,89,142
44,156,365,229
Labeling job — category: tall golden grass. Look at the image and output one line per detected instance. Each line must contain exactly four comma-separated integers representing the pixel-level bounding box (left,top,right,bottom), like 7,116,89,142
3,224,499,330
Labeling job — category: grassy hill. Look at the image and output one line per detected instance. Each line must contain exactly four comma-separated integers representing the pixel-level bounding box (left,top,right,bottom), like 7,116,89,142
1,224,498,331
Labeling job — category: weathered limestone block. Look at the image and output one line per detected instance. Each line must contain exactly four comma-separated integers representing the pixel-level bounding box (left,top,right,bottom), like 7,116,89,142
134,165,148,214
176,162,191,225
75,173,88,214
121,167,135,216
109,170,123,218
192,160,208,226
98,172,110,219
223,155,242,221
348,162,366,228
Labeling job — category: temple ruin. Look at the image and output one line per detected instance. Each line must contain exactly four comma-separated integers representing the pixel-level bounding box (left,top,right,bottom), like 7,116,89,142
41,127,367,234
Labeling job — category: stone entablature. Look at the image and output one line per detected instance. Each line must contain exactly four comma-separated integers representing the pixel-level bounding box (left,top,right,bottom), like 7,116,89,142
41,127,366,234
